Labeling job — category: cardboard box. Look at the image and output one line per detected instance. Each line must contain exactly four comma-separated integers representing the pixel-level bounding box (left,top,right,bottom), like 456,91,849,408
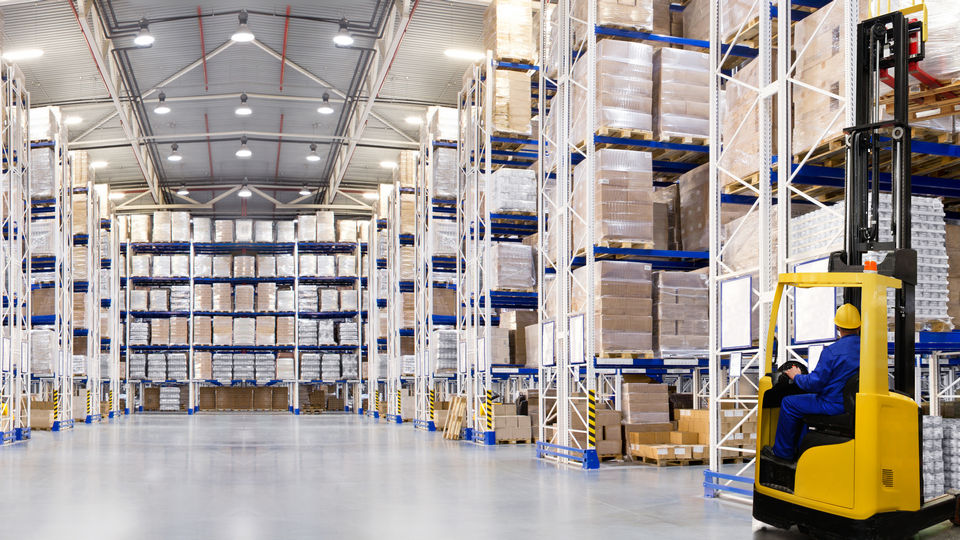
253,388,273,410
198,387,216,410
670,431,699,445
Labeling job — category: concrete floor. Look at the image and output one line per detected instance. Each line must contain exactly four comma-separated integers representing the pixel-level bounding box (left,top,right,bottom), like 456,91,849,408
2,414,959,539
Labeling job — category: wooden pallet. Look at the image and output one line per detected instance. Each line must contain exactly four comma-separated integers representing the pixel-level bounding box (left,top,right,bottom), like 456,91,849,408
443,396,467,440
631,453,699,467
881,79,960,122
494,56,536,69
496,438,533,445
574,241,657,260
599,453,624,462
659,134,709,146
598,351,656,360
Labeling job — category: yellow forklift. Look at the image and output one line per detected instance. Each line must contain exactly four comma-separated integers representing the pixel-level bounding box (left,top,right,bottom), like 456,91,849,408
752,8,960,538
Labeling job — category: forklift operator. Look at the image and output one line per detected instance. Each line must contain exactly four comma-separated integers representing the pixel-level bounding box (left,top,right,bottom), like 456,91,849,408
764,303,862,462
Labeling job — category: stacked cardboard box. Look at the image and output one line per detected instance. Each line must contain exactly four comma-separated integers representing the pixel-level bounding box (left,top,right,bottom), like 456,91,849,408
653,47,708,140
948,225,960,326
654,271,709,357
719,57,775,185
214,220,234,242
492,68,532,136
482,0,533,62
678,164,750,251
573,261,653,354
396,150,417,189
488,167,536,214
494,414,533,442
500,310,537,366
573,0,653,43
622,383,670,424
490,243,535,291
572,148,654,251
683,0,753,45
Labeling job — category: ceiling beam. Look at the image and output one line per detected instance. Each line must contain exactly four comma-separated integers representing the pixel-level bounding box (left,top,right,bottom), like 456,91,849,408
71,0,161,202
68,130,419,149
326,0,418,203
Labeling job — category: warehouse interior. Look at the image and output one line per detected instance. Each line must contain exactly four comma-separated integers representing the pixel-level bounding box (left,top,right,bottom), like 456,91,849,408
3,0,960,538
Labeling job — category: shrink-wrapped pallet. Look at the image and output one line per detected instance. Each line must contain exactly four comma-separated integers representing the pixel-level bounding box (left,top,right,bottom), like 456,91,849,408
132,254,151,276
317,255,336,277
152,211,171,242
431,329,459,372
192,217,211,242
151,255,169,278
298,320,318,346
317,211,335,242
130,214,151,243
212,255,232,277
257,283,277,312
169,317,189,345
194,316,212,345
212,353,232,381
146,354,166,381
277,288,295,312
654,271,708,357
320,289,339,312
572,261,654,354
397,150,417,189
170,285,190,312
427,106,458,142
489,167,536,214
212,283,232,312
234,285,255,312
30,147,56,199
949,224,960,326
299,254,318,277
338,220,357,243
194,284,213,311
194,254,212,277
318,320,336,345
129,322,150,345
298,214,317,242
148,288,169,311
337,254,356,277
340,290,358,312
678,164,750,251
213,316,233,345
214,220,234,242
31,329,56,375
572,148,654,251
234,255,255,278
490,243,535,290
400,193,416,235
276,353,295,380
256,316,276,346
233,318,256,346
130,289,149,311
653,47,709,140
433,219,458,256
433,147,458,199
171,255,189,277
683,0,753,45
571,40,654,145
30,220,55,257
276,220,295,242
400,246,415,281
254,220,274,242
277,254,295,277
482,0,534,62
72,194,88,235
171,212,190,242
194,351,212,379
915,0,960,82
573,0,654,41
277,317,295,345
338,321,359,345
720,57,768,184
792,5,847,157
492,68,532,136
402,293,415,328
151,318,170,345
234,219,253,242
298,285,319,312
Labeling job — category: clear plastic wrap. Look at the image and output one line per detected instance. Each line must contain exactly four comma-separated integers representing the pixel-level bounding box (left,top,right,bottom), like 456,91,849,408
146,354,166,380
233,255,255,278
678,164,749,251
397,150,418,189
571,40,654,144
318,320,336,345
214,219,234,242
573,0,653,42
254,220,274,242
171,255,189,277
489,167,536,213
72,195,88,235
150,318,169,345
257,283,277,312
31,329,56,375
340,290,358,311
490,243,535,290
277,288,295,312
130,289,149,311
130,215,151,243
30,147,56,199
299,254,318,277
213,255,232,277
194,351,213,379
212,353,233,380
482,0,534,62
433,147,458,199
128,353,147,380
918,0,960,82
148,288,169,311
572,148,654,251
192,217,211,242
427,106,458,142
277,254,295,277
169,286,190,311
234,285,255,312
402,293,415,328
257,255,276,277
298,320,319,347
654,271,708,357
235,219,253,242
132,255,151,276
276,220,295,242
298,285,319,311
338,322,359,345
792,5,846,156
572,261,653,353
321,353,341,380
171,212,190,242
194,316,212,345
169,317,189,345
194,254,212,277
320,289,339,312
431,329,459,372
336,254,356,277
30,219,55,257
653,47,709,139
433,219,458,256
129,322,150,345
212,283,232,312
338,220,357,243
493,68,532,135
233,318,256,346
256,316,275,346
317,255,336,277
683,0,754,44
277,317,295,345
317,211,336,242
194,284,213,311
298,214,317,242
152,211,172,242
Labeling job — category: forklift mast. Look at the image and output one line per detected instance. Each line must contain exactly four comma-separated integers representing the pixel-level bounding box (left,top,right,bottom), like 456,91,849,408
828,11,923,395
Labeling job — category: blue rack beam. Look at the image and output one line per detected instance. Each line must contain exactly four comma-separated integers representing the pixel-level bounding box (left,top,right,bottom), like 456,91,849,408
193,277,296,285
193,242,296,253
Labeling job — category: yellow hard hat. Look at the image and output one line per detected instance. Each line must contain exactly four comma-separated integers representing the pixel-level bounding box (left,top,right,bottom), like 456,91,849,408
834,303,861,329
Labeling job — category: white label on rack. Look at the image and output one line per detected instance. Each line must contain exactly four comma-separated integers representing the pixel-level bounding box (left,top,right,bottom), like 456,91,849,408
569,314,584,365
541,321,555,367
477,337,486,372
730,352,742,378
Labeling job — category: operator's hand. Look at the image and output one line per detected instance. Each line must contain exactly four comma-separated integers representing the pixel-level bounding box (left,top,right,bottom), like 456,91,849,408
784,366,802,380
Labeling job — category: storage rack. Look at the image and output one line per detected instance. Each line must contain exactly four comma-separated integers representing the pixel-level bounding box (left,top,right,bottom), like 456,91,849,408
100,215,121,418
366,216,385,419
2,62,32,442
384,179,409,423
536,1,717,468
30,107,74,432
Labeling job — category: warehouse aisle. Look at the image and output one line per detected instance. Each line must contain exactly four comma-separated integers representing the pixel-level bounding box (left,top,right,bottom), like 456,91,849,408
1,416,954,540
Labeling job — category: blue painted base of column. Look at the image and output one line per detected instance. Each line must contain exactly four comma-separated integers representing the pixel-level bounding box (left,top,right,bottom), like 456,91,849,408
582,449,600,469
427,421,436,432
373,411,380,419
138,406,143,412
187,408,194,415
358,407,364,415
124,408,130,415
344,406,350,412
463,427,474,440
294,408,301,415
482,430,496,445
85,415,93,424
52,421,62,432
394,415,403,424
108,411,116,419
288,405,293,412
15,427,30,440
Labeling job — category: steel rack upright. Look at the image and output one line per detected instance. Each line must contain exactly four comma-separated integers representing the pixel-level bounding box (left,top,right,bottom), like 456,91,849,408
365,216,384,419
100,213,121,418
384,179,409,424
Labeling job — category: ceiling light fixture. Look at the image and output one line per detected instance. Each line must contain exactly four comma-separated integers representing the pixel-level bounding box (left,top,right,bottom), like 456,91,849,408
167,143,183,162
363,192,379,200
333,19,354,46
317,93,334,115
108,191,125,200
154,91,171,115
235,136,252,158
64,116,83,126
133,19,155,47
176,185,190,196
299,186,312,196
379,160,397,169
231,10,255,43
1,49,43,61
90,161,108,169
405,116,423,125
235,92,252,116
306,143,321,162
444,49,484,61
238,182,252,198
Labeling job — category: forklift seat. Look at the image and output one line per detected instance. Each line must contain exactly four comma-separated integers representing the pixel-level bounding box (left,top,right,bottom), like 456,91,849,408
802,374,859,439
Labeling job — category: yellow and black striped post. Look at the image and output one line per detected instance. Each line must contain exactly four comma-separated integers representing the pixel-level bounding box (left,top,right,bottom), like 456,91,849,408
587,389,597,449
53,389,60,421
374,388,379,412
485,390,494,432
109,390,114,411
429,389,435,422
396,388,401,421
86,390,92,418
